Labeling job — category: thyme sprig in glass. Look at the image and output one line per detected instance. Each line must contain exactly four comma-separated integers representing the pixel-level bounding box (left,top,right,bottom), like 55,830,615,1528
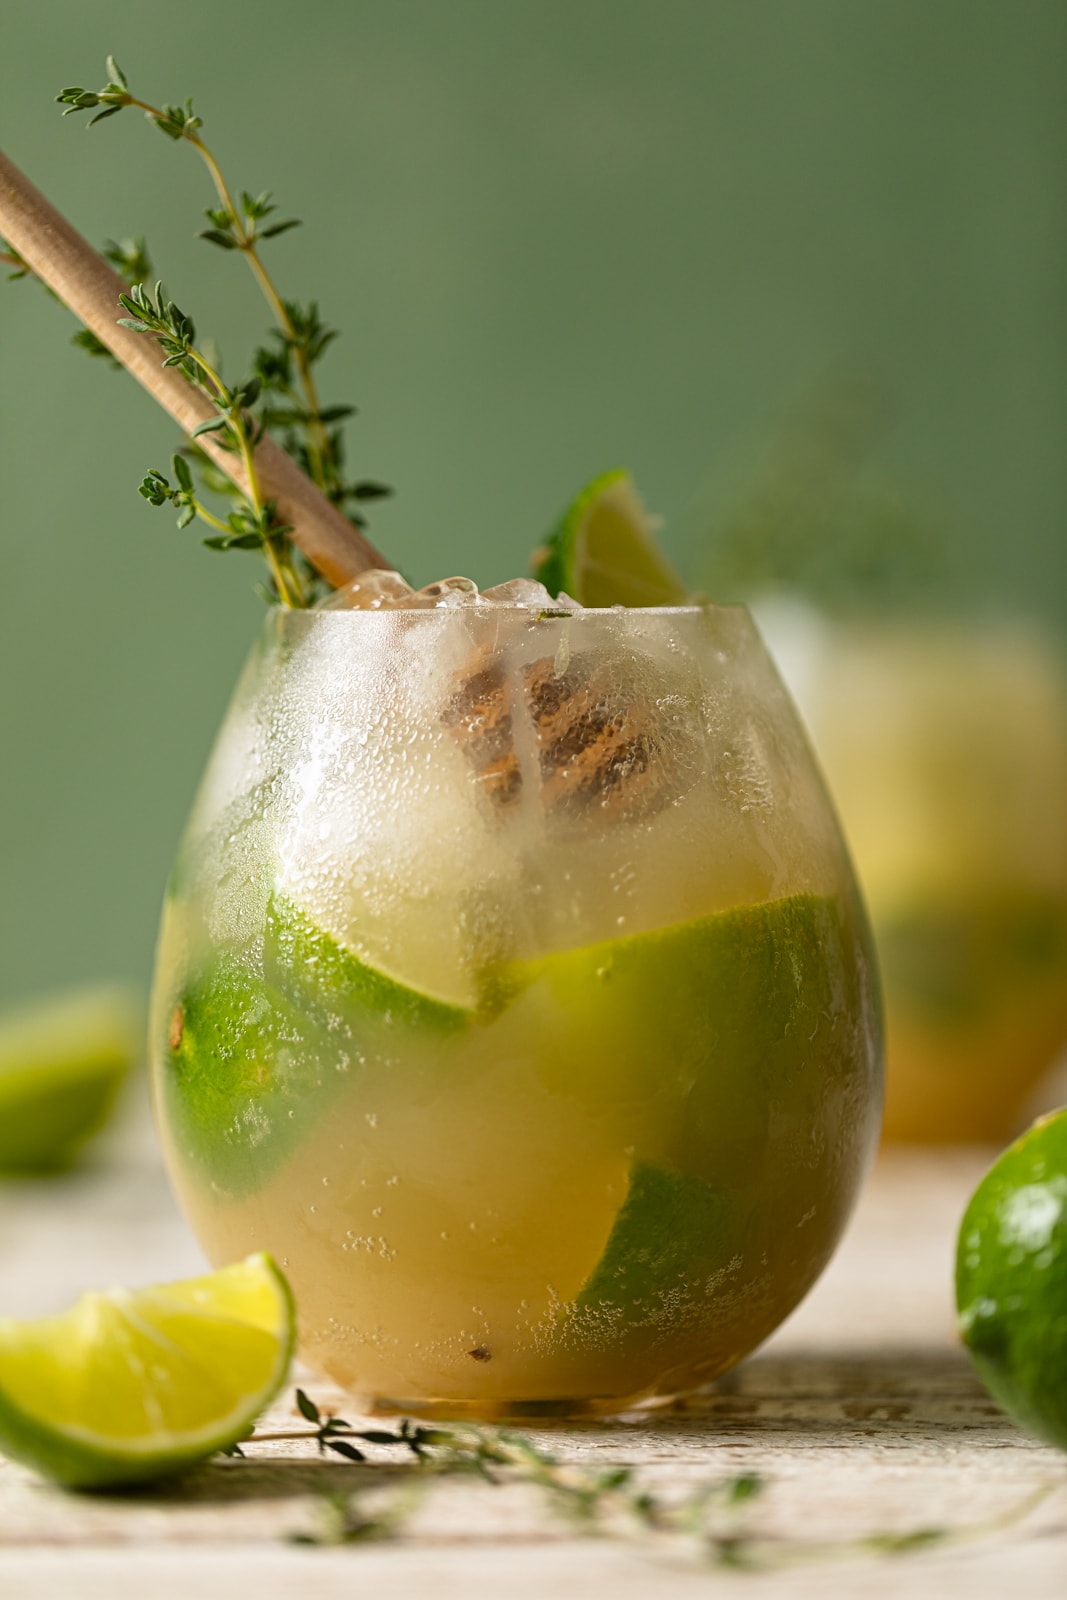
0,242,28,277
49,55,392,603
115,278,307,606
1,232,149,365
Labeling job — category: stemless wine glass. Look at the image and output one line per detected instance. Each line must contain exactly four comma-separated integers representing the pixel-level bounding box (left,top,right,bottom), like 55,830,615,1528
150,601,882,1419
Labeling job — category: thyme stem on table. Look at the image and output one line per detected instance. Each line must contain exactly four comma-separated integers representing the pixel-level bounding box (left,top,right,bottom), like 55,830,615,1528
225,1388,1060,1570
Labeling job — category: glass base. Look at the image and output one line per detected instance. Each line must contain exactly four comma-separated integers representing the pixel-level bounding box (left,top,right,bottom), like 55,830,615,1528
362,1389,681,1423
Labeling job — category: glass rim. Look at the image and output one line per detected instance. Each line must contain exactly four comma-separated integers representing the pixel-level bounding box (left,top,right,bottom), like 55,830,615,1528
287,601,748,620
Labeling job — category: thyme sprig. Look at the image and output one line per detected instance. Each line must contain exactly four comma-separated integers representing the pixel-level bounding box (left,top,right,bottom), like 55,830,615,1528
230,1388,1057,1570
240,1388,768,1553
245,1388,478,1466
116,278,306,605
0,233,148,366
0,56,396,601
0,242,29,278
56,57,380,522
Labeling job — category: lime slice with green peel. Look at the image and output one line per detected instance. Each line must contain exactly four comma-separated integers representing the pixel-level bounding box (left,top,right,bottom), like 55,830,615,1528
501,891,876,1190
531,891,879,1387
0,1253,294,1489
266,893,473,1029
0,985,140,1172
956,1107,1067,1451
531,468,688,607
576,1161,745,1318
535,892,878,1387
159,891,471,1195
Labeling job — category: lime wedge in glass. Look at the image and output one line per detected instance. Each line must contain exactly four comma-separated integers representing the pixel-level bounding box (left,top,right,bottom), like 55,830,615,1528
498,891,869,1188
531,468,688,607
576,1160,744,1316
0,1253,294,1488
0,985,140,1172
159,892,472,1195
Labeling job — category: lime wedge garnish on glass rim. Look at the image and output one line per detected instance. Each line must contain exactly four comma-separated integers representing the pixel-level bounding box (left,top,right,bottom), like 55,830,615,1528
0,985,140,1172
531,468,689,607
0,1253,294,1488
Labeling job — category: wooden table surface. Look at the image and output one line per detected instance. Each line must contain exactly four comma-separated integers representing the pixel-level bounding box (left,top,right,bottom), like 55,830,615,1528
1,1087,1064,1600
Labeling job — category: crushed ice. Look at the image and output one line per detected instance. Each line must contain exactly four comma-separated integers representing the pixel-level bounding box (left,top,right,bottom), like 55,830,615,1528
317,569,583,612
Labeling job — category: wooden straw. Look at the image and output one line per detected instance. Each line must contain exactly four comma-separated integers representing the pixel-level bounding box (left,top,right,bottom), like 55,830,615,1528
0,147,387,588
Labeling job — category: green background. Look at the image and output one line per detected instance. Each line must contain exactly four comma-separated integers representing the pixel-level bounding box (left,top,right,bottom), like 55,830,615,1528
1,0,1065,1006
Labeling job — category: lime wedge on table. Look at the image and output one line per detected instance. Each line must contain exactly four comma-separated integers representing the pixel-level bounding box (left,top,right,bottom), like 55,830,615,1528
531,468,688,607
0,985,139,1172
161,892,471,1195
0,1253,294,1488
956,1107,1067,1451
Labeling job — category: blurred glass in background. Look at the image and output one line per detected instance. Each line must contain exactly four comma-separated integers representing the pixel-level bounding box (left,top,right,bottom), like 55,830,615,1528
697,387,1067,1141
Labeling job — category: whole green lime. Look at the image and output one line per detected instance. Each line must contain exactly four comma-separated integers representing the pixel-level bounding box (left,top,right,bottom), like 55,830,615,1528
956,1107,1067,1449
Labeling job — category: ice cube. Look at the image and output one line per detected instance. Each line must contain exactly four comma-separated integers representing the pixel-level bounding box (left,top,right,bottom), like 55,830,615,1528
523,651,697,820
481,578,560,608
414,576,484,608
317,570,416,610
320,572,586,612
444,637,698,822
